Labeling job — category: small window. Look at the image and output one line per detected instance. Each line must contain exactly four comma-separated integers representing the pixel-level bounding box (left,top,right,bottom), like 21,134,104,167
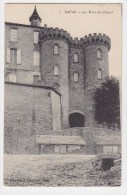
34,31,39,44
97,48,103,59
53,45,59,55
34,51,40,66
73,72,79,82
10,29,17,42
73,53,79,63
98,69,102,79
33,75,39,83
54,65,59,75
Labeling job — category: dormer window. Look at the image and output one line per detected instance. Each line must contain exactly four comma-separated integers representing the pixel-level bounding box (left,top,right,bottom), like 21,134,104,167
97,48,103,59
10,29,17,42
73,72,79,82
53,44,59,55
73,53,79,63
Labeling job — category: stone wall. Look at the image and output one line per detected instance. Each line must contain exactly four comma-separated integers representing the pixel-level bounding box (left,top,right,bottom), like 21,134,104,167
4,83,61,154
69,48,85,114
41,39,69,128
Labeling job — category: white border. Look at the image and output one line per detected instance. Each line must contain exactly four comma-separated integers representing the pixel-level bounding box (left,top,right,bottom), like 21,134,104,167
0,1,127,195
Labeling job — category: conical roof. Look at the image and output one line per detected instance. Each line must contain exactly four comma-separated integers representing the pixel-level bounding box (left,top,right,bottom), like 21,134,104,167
29,6,42,22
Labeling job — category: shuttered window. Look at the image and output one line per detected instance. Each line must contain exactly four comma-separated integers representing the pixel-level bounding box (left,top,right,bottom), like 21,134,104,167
6,47,10,63
10,29,17,42
34,51,40,66
10,49,17,64
7,48,21,65
34,31,39,44
17,49,21,65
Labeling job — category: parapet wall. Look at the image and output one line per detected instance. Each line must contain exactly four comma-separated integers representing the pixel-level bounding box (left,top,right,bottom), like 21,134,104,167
40,27,111,50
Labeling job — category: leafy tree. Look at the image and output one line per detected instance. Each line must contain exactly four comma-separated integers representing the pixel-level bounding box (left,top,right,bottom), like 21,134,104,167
94,76,120,129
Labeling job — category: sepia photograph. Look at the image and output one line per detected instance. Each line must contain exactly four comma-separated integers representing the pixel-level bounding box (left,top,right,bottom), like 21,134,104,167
3,3,122,187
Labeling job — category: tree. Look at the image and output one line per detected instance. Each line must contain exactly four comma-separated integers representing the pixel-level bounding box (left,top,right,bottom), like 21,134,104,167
94,76,120,129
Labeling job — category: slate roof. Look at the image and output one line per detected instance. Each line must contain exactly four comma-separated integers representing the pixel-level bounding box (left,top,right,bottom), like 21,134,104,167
29,6,42,22
36,135,86,145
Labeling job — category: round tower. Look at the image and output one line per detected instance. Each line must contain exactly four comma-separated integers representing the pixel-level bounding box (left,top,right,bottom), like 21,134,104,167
39,27,72,129
82,33,111,126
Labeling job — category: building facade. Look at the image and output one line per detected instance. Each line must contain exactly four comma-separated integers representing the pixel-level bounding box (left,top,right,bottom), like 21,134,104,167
4,7,114,154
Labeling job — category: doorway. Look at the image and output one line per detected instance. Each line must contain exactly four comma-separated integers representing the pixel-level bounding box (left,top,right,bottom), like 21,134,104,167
69,112,85,128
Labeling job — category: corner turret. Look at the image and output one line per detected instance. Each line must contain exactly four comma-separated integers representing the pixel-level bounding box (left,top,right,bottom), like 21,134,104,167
29,6,42,27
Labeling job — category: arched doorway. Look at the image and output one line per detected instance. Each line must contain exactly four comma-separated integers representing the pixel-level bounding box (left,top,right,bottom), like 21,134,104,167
69,112,85,128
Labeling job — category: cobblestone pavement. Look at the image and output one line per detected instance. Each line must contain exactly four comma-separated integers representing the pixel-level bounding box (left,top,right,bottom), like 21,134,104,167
4,154,121,186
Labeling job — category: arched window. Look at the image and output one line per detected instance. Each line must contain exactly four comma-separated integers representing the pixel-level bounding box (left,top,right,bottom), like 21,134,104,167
73,72,79,82
54,65,59,75
98,69,102,79
73,53,79,63
97,48,103,59
53,44,59,55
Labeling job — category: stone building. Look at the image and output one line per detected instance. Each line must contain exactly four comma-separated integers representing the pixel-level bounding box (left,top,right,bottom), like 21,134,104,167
4,6,118,154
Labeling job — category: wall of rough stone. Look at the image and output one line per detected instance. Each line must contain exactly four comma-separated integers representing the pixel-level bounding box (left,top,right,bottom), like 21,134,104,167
4,83,61,154
84,44,109,126
69,48,85,115
41,39,69,128
51,90,62,131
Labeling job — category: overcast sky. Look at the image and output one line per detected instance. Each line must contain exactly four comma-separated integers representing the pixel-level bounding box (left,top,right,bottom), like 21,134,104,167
5,3,122,77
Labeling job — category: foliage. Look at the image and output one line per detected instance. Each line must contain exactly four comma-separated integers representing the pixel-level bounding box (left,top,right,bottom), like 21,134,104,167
94,76,120,129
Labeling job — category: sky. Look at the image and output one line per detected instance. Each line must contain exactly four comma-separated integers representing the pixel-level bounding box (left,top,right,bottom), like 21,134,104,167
5,3,122,77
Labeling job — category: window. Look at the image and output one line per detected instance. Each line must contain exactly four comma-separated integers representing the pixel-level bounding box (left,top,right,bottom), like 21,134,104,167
7,48,21,65
73,53,79,63
34,51,40,66
34,31,39,44
10,29,17,42
17,49,21,65
54,65,59,75
33,75,39,83
53,45,59,55
7,73,16,83
6,47,10,63
103,146,118,154
73,72,79,82
98,69,102,79
97,48,103,59
10,49,17,64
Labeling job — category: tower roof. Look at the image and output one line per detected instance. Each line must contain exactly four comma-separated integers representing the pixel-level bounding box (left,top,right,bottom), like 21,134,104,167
29,6,42,22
